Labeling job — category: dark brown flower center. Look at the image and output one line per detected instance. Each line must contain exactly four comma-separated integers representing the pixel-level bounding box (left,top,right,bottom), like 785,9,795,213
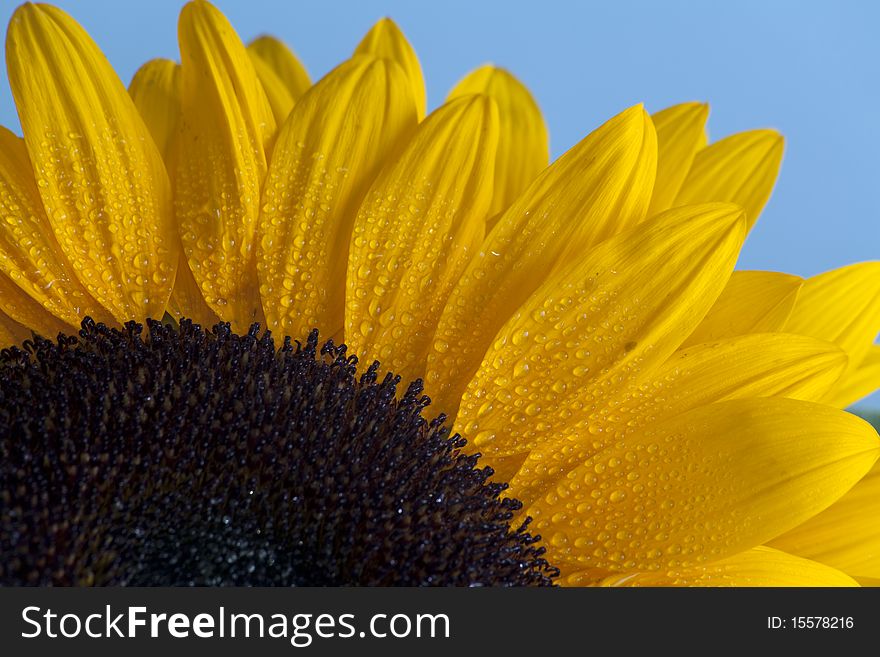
0,318,557,586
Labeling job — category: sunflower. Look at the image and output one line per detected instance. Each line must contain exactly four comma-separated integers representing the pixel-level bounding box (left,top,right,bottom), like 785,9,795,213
0,1,878,587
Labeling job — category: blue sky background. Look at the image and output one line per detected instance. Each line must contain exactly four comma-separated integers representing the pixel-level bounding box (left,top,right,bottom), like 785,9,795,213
0,0,877,407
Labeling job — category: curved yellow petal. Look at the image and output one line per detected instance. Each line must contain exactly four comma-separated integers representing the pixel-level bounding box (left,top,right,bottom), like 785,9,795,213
257,56,418,342
682,270,802,347
248,50,295,126
0,298,40,349
674,129,784,230
769,460,880,579
0,126,114,331
784,262,880,389
0,315,18,347
0,314,17,347
826,345,880,408
175,0,276,331
507,333,849,508
648,102,709,215
456,203,746,459
0,270,68,339
7,3,176,323
0,304,31,347
584,547,859,587
128,58,217,326
481,452,529,484
354,18,426,120
447,65,549,220
641,333,847,414
128,58,181,162
248,35,310,100
346,95,499,381
527,398,879,574
426,105,657,414
163,258,221,326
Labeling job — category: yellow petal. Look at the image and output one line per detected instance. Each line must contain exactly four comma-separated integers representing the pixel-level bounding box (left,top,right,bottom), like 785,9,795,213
175,0,276,331
7,3,177,323
0,126,114,331
648,102,709,215
784,262,880,387
346,95,499,380
507,333,848,508
769,460,880,579
674,129,784,230
527,398,879,574
128,58,181,162
0,314,17,347
634,333,847,417
353,18,426,120
481,452,529,484
826,345,880,408
0,304,31,347
248,49,295,126
447,66,549,219
855,576,880,587
128,59,215,325
165,253,222,326
0,270,68,339
426,105,657,414
127,58,217,325
682,270,802,348
584,547,859,587
456,203,746,458
257,56,418,342
248,35,311,100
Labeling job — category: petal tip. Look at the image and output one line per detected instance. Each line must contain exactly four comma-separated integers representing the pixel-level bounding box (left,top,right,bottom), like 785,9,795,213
375,16,402,33
612,103,652,138
705,201,749,228
8,2,52,36
698,203,749,242
693,101,710,118
852,412,880,445
769,130,785,150
179,0,220,26
753,128,786,151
